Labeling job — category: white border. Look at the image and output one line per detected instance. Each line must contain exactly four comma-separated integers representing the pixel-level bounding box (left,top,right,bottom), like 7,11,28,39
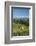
9,5,33,40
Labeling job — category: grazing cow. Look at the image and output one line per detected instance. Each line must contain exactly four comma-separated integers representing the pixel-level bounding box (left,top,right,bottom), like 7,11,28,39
22,26,24,30
20,26,24,30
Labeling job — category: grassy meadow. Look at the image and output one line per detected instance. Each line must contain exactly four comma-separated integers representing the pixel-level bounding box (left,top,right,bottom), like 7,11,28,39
11,18,29,36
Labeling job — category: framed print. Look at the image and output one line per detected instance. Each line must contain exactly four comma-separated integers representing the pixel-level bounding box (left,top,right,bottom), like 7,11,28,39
5,1,35,44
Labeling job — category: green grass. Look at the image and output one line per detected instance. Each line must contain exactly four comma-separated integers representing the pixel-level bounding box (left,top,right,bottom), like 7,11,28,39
11,23,29,36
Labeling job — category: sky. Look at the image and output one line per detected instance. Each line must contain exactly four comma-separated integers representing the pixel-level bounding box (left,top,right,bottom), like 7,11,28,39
11,7,30,18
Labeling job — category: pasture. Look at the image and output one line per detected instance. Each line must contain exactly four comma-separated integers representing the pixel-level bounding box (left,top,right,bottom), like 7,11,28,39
11,18,29,36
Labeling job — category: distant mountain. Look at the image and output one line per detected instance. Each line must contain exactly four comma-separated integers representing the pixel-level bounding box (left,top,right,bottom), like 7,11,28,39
13,17,29,21
13,15,29,19
13,17,29,26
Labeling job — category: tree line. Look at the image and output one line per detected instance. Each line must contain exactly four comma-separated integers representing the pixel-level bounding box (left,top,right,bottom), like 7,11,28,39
13,18,29,26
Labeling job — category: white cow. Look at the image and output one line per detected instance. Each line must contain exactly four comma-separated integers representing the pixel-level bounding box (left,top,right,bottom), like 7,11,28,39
20,26,24,30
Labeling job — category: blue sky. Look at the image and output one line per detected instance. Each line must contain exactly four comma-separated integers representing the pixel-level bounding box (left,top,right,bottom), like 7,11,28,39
11,7,30,18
